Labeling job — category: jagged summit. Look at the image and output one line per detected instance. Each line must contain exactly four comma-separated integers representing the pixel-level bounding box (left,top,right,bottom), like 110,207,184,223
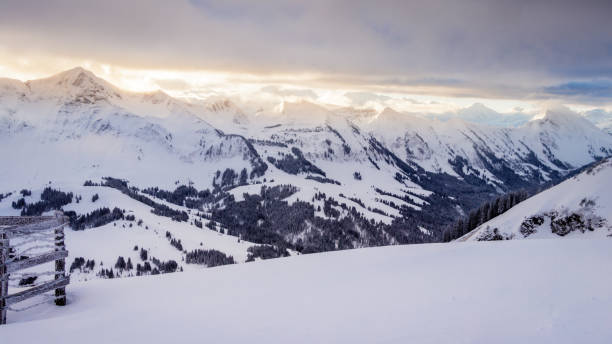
530,107,609,142
28,67,110,90
540,106,595,127
26,66,122,103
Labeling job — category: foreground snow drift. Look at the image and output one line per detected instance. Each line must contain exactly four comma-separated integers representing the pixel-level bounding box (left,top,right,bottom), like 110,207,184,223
3,239,612,343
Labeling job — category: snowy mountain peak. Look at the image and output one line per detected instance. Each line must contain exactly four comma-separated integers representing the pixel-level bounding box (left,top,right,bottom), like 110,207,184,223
463,102,493,113
457,103,498,121
26,67,122,103
540,106,594,128
378,107,399,117
30,67,105,89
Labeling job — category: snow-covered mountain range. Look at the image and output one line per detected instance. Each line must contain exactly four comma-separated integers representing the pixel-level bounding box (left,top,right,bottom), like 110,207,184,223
1,67,611,279
2,68,610,193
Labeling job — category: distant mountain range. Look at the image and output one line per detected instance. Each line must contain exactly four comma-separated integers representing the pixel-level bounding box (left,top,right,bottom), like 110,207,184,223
0,67,611,268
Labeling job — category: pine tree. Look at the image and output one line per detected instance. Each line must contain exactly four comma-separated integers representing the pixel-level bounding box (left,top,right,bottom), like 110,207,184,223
456,219,465,238
443,227,452,242
239,168,248,185
480,202,490,224
115,256,126,270
467,211,477,231
489,198,500,219
473,208,482,228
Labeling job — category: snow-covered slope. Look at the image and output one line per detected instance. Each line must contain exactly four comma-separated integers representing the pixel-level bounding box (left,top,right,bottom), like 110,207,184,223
462,158,612,241
2,239,612,343
0,183,259,283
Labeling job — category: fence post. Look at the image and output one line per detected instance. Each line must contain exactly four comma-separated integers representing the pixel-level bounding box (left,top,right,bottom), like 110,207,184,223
54,214,66,306
0,230,8,324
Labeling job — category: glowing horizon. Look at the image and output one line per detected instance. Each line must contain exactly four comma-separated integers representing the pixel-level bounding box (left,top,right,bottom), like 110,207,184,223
0,57,578,117
1,0,611,115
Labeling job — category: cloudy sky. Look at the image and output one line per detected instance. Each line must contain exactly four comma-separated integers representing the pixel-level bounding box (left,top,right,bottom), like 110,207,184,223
0,0,611,113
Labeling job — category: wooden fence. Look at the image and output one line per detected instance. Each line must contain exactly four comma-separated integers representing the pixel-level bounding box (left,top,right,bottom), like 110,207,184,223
0,212,70,325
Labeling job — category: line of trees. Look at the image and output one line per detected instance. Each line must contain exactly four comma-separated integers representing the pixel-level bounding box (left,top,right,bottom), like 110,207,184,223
246,245,289,262
443,190,529,242
101,177,189,222
185,249,235,267
66,207,125,230
19,187,73,216
267,147,326,176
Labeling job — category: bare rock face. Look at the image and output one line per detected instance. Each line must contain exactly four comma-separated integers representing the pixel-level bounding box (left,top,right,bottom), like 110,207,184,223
476,227,514,241
520,215,545,237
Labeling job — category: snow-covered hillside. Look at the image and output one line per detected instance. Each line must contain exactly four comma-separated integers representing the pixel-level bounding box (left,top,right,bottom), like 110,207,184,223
0,182,262,283
462,158,612,241
2,239,612,343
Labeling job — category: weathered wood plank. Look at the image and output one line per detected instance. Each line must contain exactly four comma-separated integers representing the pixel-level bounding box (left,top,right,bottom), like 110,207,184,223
1,231,9,325
0,216,57,226
1,215,70,324
0,213,69,224
54,225,66,306
0,226,16,235
3,276,70,306
5,218,66,238
3,250,69,274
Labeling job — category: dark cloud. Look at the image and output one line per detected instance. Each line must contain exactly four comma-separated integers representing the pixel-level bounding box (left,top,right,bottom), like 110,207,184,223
0,0,611,103
545,80,612,98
